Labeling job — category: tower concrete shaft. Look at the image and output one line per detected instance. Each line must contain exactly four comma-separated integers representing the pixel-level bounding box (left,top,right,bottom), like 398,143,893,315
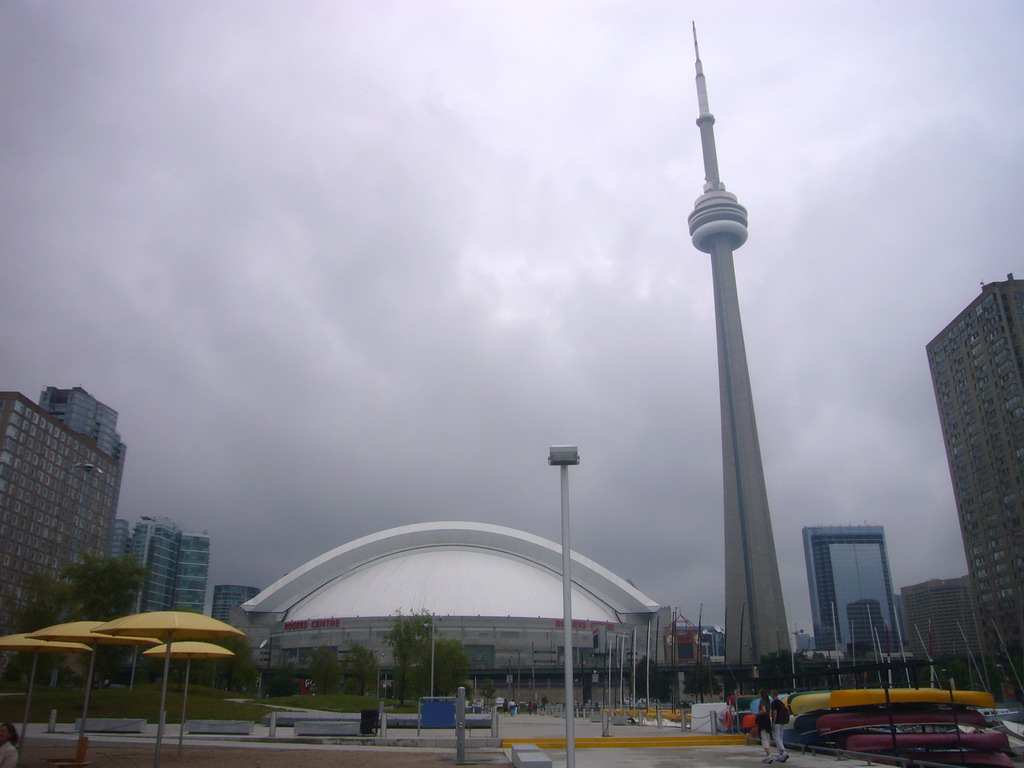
688,27,787,665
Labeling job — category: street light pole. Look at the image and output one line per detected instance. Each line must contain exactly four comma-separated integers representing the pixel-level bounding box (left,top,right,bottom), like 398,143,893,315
424,618,436,698
549,445,579,768
790,628,805,691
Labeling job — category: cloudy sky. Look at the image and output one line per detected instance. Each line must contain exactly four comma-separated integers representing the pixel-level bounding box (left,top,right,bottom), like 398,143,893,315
3,1,1022,634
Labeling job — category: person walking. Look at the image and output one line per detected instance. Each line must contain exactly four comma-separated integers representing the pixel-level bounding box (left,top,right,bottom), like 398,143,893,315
769,691,790,763
0,723,19,768
755,689,774,763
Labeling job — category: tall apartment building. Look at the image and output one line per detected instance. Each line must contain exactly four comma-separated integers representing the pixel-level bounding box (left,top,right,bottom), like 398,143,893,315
803,525,900,655
0,390,125,633
211,584,260,623
39,387,127,497
927,274,1024,656
902,576,982,660
129,516,210,614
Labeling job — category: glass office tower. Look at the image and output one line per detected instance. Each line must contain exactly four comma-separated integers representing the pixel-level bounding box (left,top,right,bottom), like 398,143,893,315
803,525,899,655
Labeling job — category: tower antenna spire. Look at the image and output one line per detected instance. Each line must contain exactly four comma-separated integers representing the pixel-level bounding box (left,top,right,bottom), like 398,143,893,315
692,22,709,116
691,23,721,192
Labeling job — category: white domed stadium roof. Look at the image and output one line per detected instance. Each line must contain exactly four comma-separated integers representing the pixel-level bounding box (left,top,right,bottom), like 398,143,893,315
243,522,660,623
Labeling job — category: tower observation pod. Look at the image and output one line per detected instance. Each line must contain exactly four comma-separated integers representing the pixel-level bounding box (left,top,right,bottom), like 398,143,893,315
687,25,788,665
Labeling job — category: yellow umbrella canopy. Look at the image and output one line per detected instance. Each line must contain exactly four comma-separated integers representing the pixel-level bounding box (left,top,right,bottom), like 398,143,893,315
93,612,244,768
143,640,237,757
0,633,92,654
93,611,245,641
142,641,236,660
0,633,93,750
28,620,159,647
28,621,160,739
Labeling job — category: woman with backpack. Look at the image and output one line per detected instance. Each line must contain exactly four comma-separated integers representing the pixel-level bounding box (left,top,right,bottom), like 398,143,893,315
755,689,774,763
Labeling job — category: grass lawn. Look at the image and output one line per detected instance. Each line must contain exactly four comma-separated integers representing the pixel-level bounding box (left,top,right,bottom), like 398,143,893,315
0,684,414,723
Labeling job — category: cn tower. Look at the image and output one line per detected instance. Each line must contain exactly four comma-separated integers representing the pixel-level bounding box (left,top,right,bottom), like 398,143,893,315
687,26,788,664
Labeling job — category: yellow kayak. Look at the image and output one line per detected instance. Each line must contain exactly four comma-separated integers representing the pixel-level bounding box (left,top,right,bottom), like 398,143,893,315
788,691,832,715
828,688,995,709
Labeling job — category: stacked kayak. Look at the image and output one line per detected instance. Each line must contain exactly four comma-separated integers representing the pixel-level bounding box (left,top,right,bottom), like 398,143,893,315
786,688,1012,767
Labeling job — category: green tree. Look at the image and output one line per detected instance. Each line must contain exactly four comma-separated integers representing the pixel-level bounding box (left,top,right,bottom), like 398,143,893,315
308,646,343,695
268,662,299,697
757,649,794,681
684,663,721,699
6,556,146,686
204,636,259,693
11,571,70,631
63,554,146,620
343,643,379,696
385,611,431,704
65,554,148,683
480,679,497,701
433,637,469,696
5,571,72,684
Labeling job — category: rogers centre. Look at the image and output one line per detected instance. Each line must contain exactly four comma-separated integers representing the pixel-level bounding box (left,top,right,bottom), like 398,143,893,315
237,521,671,703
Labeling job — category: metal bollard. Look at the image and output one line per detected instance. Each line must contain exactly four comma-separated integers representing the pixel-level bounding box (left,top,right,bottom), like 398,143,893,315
48,709,58,733
456,687,466,764
269,710,277,738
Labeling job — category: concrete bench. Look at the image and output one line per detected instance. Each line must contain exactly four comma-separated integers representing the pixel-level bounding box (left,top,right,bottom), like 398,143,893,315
511,744,553,768
293,720,360,736
74,718,147,733
184,720,254,735
260,712,353,727
385,714,420,729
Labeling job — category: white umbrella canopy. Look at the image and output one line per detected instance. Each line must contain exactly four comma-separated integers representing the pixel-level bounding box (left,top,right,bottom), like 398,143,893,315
0,633,92,750
28,620,159,738
142,641,237,756
94,612,244,768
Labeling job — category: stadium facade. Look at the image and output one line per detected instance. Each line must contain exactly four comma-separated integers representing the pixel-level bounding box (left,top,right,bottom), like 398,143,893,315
238,522,671,703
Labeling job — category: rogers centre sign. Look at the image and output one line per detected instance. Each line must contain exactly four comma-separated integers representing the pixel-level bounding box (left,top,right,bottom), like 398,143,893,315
283,618,341,631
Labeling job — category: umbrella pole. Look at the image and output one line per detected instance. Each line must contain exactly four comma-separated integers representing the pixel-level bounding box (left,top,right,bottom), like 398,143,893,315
155,637,172,768
178,657,192,756
21,651,39,750
79,644,98,738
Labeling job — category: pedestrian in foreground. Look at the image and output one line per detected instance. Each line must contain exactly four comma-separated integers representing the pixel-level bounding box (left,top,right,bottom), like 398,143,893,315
755,689,774,763
770,691,790,763
0,722,19,768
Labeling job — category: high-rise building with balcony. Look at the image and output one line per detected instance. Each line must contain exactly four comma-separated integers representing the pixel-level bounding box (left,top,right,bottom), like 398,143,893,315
927,274,1024,656
901,576,982,660
0,390,124,633
803,525,899,655
129,516,210,613
212,584,260,623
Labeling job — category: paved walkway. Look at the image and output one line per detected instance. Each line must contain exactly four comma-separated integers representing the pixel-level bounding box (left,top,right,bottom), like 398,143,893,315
19,714,888,768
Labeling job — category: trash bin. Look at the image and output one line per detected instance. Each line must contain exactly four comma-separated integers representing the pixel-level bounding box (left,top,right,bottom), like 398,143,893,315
360,709,379,735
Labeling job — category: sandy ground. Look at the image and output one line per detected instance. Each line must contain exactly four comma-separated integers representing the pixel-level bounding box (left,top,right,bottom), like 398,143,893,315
18,745,481,767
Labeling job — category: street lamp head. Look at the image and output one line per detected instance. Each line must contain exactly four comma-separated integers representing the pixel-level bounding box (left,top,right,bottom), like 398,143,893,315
548,446,580,466
72,463,104,475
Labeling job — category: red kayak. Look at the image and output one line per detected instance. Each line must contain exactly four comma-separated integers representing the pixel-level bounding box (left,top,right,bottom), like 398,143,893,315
818,708,987,733
844,752,1014,768
844,732,1009,752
